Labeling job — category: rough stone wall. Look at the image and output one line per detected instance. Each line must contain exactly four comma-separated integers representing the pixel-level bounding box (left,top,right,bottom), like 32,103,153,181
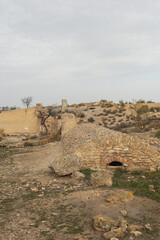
61,113,77,138
45,117,61,135
62,123,160,170
0,108,40,135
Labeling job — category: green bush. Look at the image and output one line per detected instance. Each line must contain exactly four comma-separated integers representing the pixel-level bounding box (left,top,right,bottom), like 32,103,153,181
78,113,85,118
80,169,95,180
136,99,146,103
88,117,95,123
136,105,149,116
155,129,160,139
119,100,125,107
150,107,155,112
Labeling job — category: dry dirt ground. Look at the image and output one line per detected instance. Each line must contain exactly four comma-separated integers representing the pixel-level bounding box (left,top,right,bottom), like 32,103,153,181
0,142,160,240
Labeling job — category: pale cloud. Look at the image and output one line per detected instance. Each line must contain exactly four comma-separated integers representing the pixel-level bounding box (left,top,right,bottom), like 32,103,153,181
0,0,160,106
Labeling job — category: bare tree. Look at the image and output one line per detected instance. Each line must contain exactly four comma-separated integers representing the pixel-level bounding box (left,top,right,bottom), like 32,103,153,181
37,106,57,135
22,97,32,108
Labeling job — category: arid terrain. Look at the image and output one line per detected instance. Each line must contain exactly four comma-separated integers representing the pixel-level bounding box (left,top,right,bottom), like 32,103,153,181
0,101,160,240
0,140,160,240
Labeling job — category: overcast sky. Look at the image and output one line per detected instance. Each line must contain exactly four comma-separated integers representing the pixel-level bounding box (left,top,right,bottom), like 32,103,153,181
0,0,160,107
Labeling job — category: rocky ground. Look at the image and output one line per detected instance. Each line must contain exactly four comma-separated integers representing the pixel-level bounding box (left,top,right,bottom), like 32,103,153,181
0,142,160,240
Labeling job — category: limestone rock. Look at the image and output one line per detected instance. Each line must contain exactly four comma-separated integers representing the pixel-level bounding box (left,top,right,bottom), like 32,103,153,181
130,231,142,237
120,219,127,232
120,210,127,217
103,228,125,240
150,167,156,172
128,224,143,231
94,215,117,232
106,190,133,204
90,170,112,187
145,223,153,231
52,154,82,176
148,184,155,192
72,171,85,179
31,188,38,192
94,215,128,239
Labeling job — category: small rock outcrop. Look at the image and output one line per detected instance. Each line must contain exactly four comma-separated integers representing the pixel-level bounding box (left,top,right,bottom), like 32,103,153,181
94,214,147,239
90,170,112,187
52,154,82,176
106,190,133,204
94,215,127,239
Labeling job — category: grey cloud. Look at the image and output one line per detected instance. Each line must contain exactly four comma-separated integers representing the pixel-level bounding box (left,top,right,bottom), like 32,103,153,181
0,0,160,106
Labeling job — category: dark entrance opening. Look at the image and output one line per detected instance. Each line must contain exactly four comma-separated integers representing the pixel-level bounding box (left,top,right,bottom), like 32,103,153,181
109,161,122,166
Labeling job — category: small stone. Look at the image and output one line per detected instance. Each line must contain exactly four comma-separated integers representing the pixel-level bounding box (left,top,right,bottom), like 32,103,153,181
94,215,117,232
130,231,142,237
31,188,38,192
145,223,153,231
23,184,29,188
150,167,156,172
128,225,143,232
148,185,155,192
52,212,59,216
120,210,127,217
129,237,134,240
108,150,115,153
72,171,85,179
110,238,119,240
42,187,45,191
103,228,124,240
141,175,146,178
91,170,112,187
38,194,44,197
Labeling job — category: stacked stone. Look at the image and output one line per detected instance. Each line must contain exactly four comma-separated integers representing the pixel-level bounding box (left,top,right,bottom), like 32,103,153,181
62,123,160,171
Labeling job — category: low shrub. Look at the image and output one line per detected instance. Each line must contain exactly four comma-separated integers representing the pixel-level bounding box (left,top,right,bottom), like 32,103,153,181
150,107,155,112
29,135,38,140
78,103,85,107
38,128,61,145
78,113,85,118
24,140,34,147
80,168,95,180
136,99,146,103
88,117,95,123
119,100,125,107
155,129,160,139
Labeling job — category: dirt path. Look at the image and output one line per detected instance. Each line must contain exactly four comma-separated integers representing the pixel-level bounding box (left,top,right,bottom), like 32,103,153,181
0,143,160,240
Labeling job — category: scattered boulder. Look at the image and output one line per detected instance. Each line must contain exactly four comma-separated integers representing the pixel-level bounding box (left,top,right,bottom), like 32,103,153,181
106,190,133,204
149,167,156,172
90,170,112,187
72,171,85,179
130,231,142,237
128,224,143,232
103,228,125,240
148,184,155,192
94,215,118,232
120,210,127,217
52,154,82,176
145,223,153,231
94,215,127,240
